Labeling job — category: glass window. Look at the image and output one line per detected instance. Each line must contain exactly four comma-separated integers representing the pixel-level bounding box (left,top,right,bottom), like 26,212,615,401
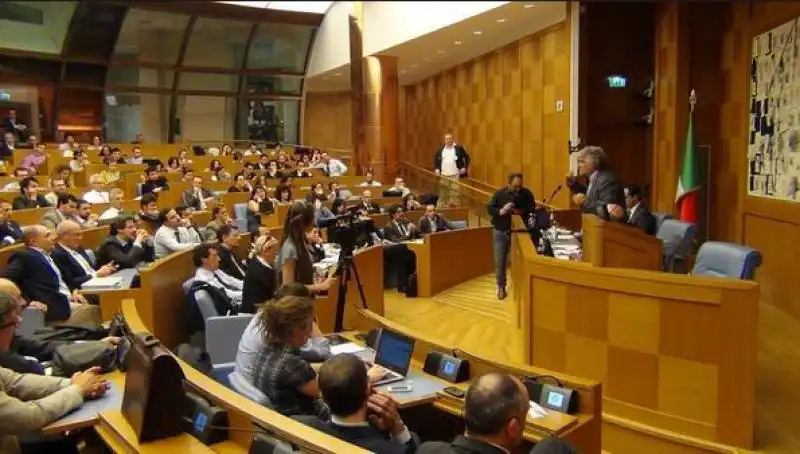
175,95,237,142
106,67,175,89
113,9,189,64
244,75,302,96
178,72,239,93
183,18,251,69
104,92,171,143
0,1,76,54
246,23,314,72
239,99,299,144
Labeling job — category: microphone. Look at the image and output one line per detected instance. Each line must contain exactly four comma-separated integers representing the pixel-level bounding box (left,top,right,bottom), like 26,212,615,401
545,185,563,207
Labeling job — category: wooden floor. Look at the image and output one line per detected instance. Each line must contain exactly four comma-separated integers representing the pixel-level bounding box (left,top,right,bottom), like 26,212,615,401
383,274,800,454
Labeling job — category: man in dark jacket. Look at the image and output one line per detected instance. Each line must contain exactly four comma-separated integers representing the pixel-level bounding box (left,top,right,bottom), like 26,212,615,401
624,184,657,236
294,354,418,454
0,199,22,245
96,216,153,269
434,133,470,177
571,146,625,221
217,224,246,280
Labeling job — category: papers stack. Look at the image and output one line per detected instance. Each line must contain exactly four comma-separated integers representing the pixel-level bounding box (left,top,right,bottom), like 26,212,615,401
82,276,124,288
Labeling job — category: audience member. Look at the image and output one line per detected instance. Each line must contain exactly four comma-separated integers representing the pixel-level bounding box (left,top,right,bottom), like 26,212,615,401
105,148,124,165
97,162,120,185
175,205,203,242
137,193,159,224
416,373,530,454
0,200,22,245
69,149,88,173
96,216,153,269
192,244,243,306
384,205,419,243
12,177,49,210
2,109,27,142
19,144,47,172
419,204,454,235
624,184,657,235
295,354,415,454
51,221,117,290
51,165,73,189
74,199,99,228
58,133,77,153
2,167,30,192
0,131,16,158
228,174,252,193
403,193,422,212
328,181,353,201
98,188,126,221
203,205,234,242
153,208,201,258
277,202,335,292
312,196,336,227
1,225,98,323
82,174,110,204
240,234,278,314
141,167,169,195
39,193,78,230
388,177,411,197
251,295,329,418
217,225,246,280
318,152,348,177
357,190,381,215
182,176,215,211
43,178,67,206
24,134,38,149
275,184,293,204
359,170,382,187
127,146,144,164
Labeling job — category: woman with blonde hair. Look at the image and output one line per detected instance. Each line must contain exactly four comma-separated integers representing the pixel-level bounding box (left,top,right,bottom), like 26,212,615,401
241,233,279,313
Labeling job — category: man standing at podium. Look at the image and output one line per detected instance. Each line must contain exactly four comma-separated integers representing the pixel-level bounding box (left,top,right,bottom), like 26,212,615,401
488,173,535,300
570,146,625,220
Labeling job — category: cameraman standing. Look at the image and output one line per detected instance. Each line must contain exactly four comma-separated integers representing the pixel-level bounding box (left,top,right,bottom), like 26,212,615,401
488,173,536,300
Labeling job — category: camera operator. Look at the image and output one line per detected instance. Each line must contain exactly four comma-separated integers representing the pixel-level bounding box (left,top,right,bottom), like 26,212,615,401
488,173,536,300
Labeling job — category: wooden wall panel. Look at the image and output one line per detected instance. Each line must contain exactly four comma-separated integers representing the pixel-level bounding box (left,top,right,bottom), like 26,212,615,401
302,91,353,151
402,16,571,205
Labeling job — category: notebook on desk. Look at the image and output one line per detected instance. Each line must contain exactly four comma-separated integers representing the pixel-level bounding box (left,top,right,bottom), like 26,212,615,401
82,276,124,288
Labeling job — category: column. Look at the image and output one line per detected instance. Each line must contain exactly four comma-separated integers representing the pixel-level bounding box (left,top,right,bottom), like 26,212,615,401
362,55,399,180
651,2,690,213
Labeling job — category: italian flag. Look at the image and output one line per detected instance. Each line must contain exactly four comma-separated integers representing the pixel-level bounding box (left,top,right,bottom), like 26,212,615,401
675,112,699,224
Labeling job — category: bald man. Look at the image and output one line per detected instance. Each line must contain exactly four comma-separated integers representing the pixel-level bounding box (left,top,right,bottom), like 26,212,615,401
51,220,116,291
0,225,98,324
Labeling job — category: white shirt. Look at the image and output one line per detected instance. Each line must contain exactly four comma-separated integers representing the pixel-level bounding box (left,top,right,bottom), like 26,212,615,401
59,243,96,278
329,416,412,445
31,246,72,301
153,225,200,258
359,180,382,187
440,145,459,177
1,182,19,192
194,267,243,304
61,149,74,158
83,189,110,204
628,203,641,222
389,186,411,197
127,157,143,164
98,206,120,220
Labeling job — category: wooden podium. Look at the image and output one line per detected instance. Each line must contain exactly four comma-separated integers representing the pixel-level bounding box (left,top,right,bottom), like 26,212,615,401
580,213,663,271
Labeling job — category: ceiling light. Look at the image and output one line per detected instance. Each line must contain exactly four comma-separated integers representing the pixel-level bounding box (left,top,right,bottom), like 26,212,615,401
473,30,482,35
497,18,506,23
454,40,462,45
524,4,534,8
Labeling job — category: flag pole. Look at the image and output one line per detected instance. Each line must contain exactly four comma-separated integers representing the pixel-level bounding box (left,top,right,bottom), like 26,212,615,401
689,89,696,113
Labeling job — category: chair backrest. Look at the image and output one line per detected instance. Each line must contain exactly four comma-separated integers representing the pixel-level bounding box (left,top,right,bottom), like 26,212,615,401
233,203,248,220
656,219,696,259
17,307,45,337
652,211,673,229
691,241,763,280
205,314,254,364
183,277,221,321
229,370,272,406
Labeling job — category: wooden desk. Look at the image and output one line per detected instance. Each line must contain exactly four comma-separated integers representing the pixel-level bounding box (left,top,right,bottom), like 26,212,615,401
407,227,493,297
581,213,663,271
509,217,759,451
42,370,125,435
95,410,229,454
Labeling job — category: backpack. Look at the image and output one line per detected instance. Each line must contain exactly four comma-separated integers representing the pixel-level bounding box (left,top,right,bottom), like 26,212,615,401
51,341,119,377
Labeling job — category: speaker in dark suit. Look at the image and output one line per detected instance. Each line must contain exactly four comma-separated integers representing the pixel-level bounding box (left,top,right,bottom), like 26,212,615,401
624,184,657,236
1,247,71,322
573,146,625,220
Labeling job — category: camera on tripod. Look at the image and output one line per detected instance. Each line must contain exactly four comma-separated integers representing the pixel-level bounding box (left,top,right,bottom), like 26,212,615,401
319,209,376,256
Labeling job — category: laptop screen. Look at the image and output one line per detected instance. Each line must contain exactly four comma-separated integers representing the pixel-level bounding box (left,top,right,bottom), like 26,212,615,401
374,329,415,375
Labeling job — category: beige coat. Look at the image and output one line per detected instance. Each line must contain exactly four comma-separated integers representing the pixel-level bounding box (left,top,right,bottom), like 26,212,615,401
0,367,84,453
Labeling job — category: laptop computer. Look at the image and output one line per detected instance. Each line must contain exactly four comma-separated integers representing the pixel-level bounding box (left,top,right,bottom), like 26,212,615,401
369,329,415,386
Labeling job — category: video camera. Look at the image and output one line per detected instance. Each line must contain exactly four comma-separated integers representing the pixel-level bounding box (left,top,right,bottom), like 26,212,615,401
318,208,376,254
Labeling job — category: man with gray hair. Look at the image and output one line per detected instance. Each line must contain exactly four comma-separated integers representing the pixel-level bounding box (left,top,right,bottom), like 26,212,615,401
52,220,117,291
0,225,99,324
571,146,625,220
82,174,109,204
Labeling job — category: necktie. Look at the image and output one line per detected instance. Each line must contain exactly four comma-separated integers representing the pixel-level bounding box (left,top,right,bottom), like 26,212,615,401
398,222,407,238
431,218,437,233
214,272,239,290
174,230,181,243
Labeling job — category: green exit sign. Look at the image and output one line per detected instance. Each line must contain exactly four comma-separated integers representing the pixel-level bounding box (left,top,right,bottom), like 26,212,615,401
607,76,627,88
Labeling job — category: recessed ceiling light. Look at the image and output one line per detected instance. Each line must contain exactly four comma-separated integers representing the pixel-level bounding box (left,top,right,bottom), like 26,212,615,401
497,18,506,23
454,40,462,45
473,30,482,35
524,4,534,8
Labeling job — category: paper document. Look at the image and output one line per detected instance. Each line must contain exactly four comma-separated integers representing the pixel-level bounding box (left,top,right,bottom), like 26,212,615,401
82,276,124,288
528,401,549,419
330,342,367,355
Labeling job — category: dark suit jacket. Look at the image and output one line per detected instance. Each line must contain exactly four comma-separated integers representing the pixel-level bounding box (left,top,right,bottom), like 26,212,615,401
96,236,152,269
293,416,416,454
241,258,276,314
417,436,505,454
434,145,470,176
0,221,22,244
12,194,50,210
218,246,246,281
141,179,169,196
181,188,215,211
418,215,452,235
51,244,96,290
0,334,68,375
1,248,71,322
0,143,12,159
628,204,658,236
358,202,381,215
580,170,625,220
384,220,419,243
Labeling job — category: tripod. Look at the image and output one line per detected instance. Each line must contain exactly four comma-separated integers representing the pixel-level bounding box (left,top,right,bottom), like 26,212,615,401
333,246,369,333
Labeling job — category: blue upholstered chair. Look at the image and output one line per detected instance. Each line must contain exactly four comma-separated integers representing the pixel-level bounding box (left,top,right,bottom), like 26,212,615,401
691,241,762,280
449,220,468,230
205,314,253,365
656,219,697,272
17,307,45,337
233,203,248,232
652,212,673,231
